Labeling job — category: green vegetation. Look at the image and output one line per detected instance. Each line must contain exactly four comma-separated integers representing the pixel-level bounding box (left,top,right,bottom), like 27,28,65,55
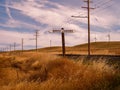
0,53,120,90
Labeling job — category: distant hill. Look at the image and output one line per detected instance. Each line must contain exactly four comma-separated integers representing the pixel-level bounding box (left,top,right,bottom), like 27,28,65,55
5,42,119,55
38,41,120,55
74,41,120,49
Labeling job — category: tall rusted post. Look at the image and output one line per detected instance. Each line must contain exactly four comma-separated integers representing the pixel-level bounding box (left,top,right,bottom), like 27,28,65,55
61,28,65,57
49,28,74,57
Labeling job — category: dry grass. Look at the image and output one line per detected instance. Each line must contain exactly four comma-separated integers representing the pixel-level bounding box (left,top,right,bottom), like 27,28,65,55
0,53,120,90
38,41,120,55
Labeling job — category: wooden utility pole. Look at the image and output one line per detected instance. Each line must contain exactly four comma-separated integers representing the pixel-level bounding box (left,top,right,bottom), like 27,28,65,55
4,48,6,53
0,48,1,53
94,33,97,43
1,48,3,53
82,0,95,56
29,30,39,52
107,34,110,42
49,28,74,57
6,47,9,52
87,0,91,56
35,30,39,52
5,48,7,52
14,42,16,52
3,48,5,53
9,44,12,54
0,48,2,53
10,44,11,52
50,40,51,47
107,33,111,52
2,48,4,52
22,38,24,52
94,36,97,43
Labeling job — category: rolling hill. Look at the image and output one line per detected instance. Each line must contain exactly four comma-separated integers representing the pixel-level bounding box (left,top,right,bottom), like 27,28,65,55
38,41,120,55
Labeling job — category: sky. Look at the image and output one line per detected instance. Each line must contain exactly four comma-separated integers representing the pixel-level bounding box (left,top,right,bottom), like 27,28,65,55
0,0,120,50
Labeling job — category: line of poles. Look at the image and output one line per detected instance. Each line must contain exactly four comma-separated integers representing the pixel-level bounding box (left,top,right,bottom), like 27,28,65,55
0,30,40,54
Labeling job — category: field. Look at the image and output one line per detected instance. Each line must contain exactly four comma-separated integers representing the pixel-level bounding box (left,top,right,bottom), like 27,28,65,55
38,41,120,55
0,42,120,90
0,52,120,90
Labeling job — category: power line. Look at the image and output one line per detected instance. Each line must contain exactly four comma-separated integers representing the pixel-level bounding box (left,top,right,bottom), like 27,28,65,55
93,0,104,5
92,3,115,15
92,0,114,14
94,0,113,8
99,2,115,14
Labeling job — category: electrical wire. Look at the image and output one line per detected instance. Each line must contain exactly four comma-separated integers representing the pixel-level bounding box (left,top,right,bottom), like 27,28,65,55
91,0,115,15
91,1,115,15
93,0,113,8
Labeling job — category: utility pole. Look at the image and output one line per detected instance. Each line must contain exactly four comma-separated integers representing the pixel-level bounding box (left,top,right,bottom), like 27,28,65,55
14,42,16,52
94,37,97,43
6,47,9,52
94,33,97,43
1,48,3,53
0,48,1,53
9,44,12,54
107,32,111,53
87,0,91,56
3,48,5,52
29,30,39,52
22,38,24,52
0,48,2,53
82,0,95,56
4,48,6,52
35,30,39,52
10,44,12,52
49,28,74,57
50,40,52,47
107,34,110,42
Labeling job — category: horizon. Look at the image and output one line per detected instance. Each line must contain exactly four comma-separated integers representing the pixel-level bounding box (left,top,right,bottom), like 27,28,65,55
0,0,120,50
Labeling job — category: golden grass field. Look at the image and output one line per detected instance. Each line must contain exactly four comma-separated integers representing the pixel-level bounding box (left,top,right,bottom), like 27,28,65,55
0,42,120,90
0,51,120,90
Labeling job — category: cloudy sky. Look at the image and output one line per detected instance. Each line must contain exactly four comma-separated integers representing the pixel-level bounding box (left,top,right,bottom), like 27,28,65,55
0,0,120,50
